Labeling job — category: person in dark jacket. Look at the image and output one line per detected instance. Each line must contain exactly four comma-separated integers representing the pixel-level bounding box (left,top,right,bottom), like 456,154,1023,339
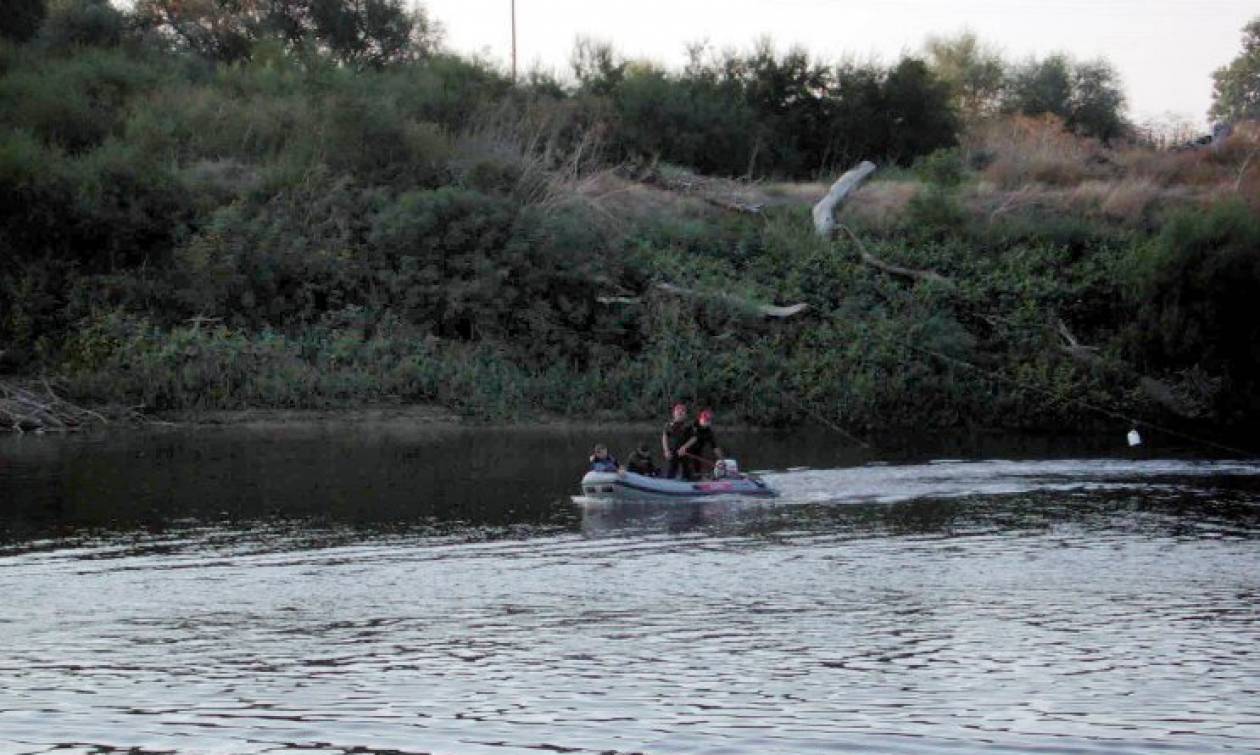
661,402,691,479
625,444,658,476
677,408,718,479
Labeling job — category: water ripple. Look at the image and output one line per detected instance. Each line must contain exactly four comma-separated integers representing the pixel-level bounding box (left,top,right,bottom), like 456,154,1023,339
2,445,1259,754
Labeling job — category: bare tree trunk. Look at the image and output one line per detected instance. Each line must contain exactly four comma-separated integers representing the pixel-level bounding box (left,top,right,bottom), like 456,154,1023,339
594,282,809,319
813,161,877,237
654,283,808,319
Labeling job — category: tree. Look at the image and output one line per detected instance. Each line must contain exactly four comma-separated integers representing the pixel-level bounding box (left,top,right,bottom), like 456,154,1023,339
571,37,625,96
1003,53,1127,142
132,0,259,63
735,40,834,176
924,31,1005,124
1,0,46,43
132,0,440,66
1210,17,1260,122
1004,54,1072,120
881,58,960,163
1067,59,1127,142
306,0,438,68
38,0,125,50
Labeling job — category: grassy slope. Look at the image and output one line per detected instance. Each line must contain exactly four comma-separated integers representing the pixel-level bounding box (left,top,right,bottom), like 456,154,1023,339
2,40,1259,434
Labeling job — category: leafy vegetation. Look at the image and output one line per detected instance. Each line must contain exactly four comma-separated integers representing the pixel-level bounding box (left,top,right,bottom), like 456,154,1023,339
1124,201,1260,421
1211,17,1260,122
2,0,1258,437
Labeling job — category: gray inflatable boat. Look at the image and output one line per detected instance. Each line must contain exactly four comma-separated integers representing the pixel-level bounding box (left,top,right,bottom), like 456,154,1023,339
578,470,777,502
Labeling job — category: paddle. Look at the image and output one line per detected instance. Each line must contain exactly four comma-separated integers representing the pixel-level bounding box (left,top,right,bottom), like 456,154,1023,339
681,451,716,468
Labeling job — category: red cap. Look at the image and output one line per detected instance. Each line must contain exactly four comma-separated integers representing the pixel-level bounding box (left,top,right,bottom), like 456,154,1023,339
673,402,687,413
699,408,714,422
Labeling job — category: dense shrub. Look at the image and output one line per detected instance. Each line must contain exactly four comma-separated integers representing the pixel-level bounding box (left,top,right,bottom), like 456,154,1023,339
38,0,125,51
0,0,46,43
914,147,966,188
1125,201,1260,420
578,42,959,177
0,47,159,152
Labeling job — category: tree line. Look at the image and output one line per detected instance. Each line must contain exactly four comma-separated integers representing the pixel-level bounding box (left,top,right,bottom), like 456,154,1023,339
2,1,1142,178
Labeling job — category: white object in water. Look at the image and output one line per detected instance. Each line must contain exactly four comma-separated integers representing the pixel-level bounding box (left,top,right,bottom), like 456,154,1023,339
1127,428,1143,447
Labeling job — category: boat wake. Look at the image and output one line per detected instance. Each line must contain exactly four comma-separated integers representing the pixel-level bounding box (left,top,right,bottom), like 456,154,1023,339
756,458,1260,506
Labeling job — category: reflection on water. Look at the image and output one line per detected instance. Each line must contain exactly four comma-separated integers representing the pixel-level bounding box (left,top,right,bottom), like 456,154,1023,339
1,426,1259,753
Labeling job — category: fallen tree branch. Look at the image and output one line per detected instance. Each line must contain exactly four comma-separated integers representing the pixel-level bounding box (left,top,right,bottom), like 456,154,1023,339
839,226,955,288
639,166,765,214
43,378,110,425
1052,316,1103,367
653,282,809,319
813,161,877,237
0,379,113,432
1051,316,1202,419
810,161,954,287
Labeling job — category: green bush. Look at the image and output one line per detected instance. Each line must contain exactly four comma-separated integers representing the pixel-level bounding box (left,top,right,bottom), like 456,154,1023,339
0,47,159,152
1125,201,1260,419
904,187,968,240
914,147,966,188
63,139,192,269
0,129,74,258
0,0,46,43
38,0,124,51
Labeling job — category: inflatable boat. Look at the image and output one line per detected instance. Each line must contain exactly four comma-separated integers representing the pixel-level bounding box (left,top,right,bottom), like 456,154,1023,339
578,470,777,502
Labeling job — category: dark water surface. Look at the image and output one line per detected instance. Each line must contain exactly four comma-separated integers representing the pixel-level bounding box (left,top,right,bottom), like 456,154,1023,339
1,425,1259,754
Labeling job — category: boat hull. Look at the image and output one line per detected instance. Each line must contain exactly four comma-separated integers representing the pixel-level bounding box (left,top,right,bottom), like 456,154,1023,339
578,470,777,502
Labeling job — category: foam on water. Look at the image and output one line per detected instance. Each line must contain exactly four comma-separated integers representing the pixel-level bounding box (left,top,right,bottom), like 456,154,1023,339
760,458,1260,505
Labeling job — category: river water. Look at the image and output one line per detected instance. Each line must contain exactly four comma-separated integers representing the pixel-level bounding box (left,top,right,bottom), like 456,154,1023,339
1,425,1258,754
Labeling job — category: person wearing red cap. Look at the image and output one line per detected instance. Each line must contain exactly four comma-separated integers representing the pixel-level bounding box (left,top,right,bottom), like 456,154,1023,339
677,408,718,480
661,402,691,480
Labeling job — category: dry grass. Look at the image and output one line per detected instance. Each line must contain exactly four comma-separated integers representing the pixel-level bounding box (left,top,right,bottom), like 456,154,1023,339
954,115,1260,223
837,181,921,231
762,180,830,207
569,169,714,229
532,115,1260,233
967,114,1109,189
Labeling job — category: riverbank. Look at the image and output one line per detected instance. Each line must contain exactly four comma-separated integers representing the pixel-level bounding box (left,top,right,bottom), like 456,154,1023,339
3,9,1258,436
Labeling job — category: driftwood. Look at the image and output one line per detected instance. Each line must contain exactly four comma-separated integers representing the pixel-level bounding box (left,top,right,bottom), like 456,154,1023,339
814,162,954,287
0,380,110,433
838,226,955,288
1051,316,1202,419
812,161,877,237
642,166,765,214
599,283,808,319
1053,316,1103,367
654,283,808,319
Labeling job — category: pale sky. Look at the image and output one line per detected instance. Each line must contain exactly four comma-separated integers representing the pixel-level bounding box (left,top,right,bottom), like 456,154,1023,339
419,0,1258,128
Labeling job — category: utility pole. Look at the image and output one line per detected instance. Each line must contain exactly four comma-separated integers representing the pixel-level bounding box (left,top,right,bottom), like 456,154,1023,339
511,0,517,83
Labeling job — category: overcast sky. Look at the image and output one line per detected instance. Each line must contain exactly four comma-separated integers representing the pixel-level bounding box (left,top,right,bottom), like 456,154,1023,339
419,0,1257,128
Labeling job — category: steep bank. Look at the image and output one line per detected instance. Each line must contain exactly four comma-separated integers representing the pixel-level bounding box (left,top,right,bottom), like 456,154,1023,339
3,10,1259,438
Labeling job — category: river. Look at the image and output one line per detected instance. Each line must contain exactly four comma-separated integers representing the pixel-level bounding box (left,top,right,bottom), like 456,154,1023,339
1,425,1258,754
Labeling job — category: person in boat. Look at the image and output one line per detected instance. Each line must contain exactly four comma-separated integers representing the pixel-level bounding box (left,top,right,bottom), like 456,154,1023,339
625,444,658,476
588,443,620,473
676,408,718,480
661,402,691,480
